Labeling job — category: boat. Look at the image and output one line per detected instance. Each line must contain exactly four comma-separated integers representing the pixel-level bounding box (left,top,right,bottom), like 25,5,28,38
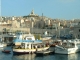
54,38,80,54
41,31,53,40
2,50,11,53
13,32,49,55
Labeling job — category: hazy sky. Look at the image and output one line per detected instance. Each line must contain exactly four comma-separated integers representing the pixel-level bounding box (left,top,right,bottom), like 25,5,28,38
1,0,80,19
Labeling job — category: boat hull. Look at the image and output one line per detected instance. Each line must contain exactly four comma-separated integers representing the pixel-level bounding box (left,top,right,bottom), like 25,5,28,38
35,50,54,56
0,44,4,47
0,45,3,48
2,50,11,54
13,47,49,55
55,46,79,54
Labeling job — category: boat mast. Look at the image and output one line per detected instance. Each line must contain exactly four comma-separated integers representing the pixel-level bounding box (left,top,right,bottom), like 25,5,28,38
0,0,1,17
59,22,60,39
0,0,3,42
42,13,43,35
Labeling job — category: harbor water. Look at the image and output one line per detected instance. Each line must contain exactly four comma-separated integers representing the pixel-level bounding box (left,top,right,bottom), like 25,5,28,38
0,46,80,60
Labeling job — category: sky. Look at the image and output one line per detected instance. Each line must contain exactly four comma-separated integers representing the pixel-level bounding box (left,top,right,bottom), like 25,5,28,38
0,0,80,20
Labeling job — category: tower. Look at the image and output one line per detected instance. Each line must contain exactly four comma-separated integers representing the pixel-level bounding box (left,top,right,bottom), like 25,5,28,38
31,9,34,15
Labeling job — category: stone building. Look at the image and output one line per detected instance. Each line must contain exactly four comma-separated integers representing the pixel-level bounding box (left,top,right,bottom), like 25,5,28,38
73,22,80,38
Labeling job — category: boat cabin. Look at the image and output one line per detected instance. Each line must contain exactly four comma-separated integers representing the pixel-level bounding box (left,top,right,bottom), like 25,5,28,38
62,40,76,48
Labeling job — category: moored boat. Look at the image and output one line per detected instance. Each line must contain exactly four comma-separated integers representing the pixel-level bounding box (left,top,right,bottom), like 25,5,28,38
12,32,49,55
2,50,11,53
55,39,80,54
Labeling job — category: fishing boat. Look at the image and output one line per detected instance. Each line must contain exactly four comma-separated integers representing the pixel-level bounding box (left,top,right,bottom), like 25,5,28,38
55,38,80,54
13,32,49,55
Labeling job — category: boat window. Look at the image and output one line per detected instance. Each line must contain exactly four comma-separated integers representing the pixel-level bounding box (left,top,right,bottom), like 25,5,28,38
79,29,80,32
37,45,40,48
27,44,29,46
13,37,17,40
21,43,25,46
71,43,75,46
62,43,67,46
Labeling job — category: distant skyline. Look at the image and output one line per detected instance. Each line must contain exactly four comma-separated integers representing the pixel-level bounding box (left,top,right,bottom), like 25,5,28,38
0,0,80,20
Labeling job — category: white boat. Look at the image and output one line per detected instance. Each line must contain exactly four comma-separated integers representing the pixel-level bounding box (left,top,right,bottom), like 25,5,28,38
13,32,49,55
41,35,52,40
41,31,53,40
55,39,80,54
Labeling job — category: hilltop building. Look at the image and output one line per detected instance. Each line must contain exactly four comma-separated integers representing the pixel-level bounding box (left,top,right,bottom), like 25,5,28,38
23,9,39,18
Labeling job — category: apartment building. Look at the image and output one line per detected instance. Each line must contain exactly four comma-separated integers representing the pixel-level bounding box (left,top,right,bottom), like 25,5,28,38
73,22,80,38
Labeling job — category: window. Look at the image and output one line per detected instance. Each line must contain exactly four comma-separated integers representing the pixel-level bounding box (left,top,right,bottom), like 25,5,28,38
27,38,32,40
79,29,80,32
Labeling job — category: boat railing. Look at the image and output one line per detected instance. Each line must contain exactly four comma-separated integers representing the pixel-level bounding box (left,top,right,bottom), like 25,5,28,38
61,42,75,48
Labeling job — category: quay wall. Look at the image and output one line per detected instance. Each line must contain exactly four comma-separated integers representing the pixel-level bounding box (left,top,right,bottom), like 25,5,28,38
0,27,70,36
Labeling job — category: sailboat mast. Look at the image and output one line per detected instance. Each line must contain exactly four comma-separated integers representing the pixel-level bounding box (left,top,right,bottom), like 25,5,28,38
59,22,60,39
42,13,43,35
0,0,1,16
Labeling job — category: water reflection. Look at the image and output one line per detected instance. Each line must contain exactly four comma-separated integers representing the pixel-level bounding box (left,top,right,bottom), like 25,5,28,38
55,53,80,60
12,53,80,60
13,54,36,60
35,55,55,60
1,46,80,60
